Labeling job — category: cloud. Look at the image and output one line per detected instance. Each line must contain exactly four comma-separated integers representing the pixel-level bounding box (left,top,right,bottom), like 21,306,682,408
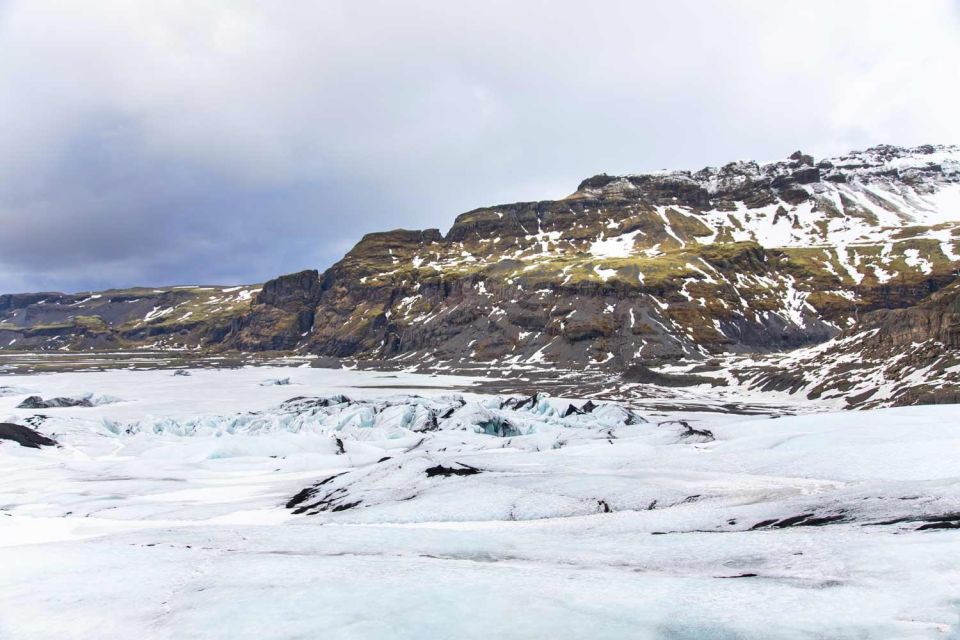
0,0,957,292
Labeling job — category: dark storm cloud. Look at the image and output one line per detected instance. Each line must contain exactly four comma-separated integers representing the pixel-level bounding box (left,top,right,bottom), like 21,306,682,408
0,0,958,292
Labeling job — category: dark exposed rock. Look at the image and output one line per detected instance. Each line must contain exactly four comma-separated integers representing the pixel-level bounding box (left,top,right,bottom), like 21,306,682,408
500,393,546,410
286,486,317,510
917,520,960,531
217,270,323,351
0,422,57,448
660,419,715,443
854,279,960,350
17,395,93,409
425,463,482,478
869,512,960,530
778,186,811,205
791,167,820,184
255,270,322,310
562,399,598,417
750,512,847,529
286,472,350,513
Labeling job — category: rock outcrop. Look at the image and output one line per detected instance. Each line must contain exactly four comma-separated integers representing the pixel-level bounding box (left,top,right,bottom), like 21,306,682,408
2,144,959,377
731,277,960,408
223,270,322,351
0,285,261,351
0,423,57,448
219,144,960,369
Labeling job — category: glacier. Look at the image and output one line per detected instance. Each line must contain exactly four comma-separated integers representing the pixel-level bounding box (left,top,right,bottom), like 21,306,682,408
0,366,958,639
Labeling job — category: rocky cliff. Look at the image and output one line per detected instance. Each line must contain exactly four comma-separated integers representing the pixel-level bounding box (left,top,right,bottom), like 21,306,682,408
3,144,959,375
0,285,261,351
224,144,960,368
728,276,960,408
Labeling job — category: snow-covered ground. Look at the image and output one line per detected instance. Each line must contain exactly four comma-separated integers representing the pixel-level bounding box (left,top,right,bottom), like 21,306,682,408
1,367,958,639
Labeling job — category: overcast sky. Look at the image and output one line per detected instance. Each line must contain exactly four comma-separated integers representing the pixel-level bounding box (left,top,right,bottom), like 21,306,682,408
1,1,958,293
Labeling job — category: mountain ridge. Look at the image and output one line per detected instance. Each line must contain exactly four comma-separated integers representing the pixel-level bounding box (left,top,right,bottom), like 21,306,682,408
223,143,959,364
2,143,958,406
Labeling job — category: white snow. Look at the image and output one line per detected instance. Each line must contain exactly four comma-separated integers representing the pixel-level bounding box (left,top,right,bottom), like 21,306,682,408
0,367,957,638
588,230,642,258
593,265,617,281
904,248,934,275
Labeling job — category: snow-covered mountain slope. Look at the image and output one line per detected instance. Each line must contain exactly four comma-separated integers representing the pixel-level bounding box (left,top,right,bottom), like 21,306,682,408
1,367,958,638
224,145,960,369
575,145,960,251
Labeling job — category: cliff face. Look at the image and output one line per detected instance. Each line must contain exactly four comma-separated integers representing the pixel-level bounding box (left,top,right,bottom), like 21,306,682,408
854,281,960,351
222,144,960,369
225,271,322,351
0,285,261,351
3,144,959,374
729,277,960,408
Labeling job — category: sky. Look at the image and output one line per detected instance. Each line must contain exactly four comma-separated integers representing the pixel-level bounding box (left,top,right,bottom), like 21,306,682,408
0,1,959,293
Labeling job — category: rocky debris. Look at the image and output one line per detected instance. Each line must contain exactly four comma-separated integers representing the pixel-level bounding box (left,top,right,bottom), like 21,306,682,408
172,369,191,376
622,364,726,388
750,512,847,529
659,420,715,443
500,392,547,410
425,463,482,478
310,356,343,369
869,512,960,531
17,395,93,409
285,472,350,514
0,422,58,448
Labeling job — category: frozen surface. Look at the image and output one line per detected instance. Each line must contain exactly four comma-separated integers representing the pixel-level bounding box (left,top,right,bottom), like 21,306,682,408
0,367,958,639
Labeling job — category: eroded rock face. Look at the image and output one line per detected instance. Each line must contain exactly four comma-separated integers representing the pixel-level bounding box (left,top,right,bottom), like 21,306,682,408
216,144,960,370
855,282,960,350
730,278,960,408
222,270,322,351
2,144,959,372
0,285,262,351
